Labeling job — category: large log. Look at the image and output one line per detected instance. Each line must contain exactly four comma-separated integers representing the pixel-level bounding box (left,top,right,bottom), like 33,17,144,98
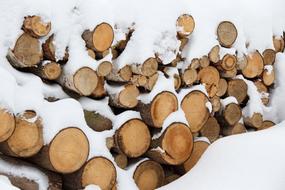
22,16,51,38
147,122,193,165
29,127,89,174
0,111,43,158
0,109,15,143
137,91,178,128
227,79,248,104
131,58,158,77
176,14,195,38
242,51,264,78
217,21,238,48
63,156,116,190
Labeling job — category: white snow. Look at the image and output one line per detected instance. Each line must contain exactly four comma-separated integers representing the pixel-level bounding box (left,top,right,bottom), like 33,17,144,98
0,176,20,190
84,184,101,190
264,65,273,74
220,96,238,108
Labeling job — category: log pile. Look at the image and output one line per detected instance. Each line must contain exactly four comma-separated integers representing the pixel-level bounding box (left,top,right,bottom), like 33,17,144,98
2,14,280,190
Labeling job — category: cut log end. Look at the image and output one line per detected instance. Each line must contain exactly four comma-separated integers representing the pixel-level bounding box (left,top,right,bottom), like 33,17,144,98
208,45,220,63
223,123,246,136
224,103,242,126
263,68,275,86
242,51,264,78
74,67,98,96
118,84,139,108
244,113,263,129
182,68,197,86
142,58,158,77
198,66,220,97
81,157,116,190
262,49,276,65
49,127,89,173
216,78,228,97
97,61,112,77
176,14,195,37
42,61,62,80
217,21,237,48
120,65,132,81
22,16,51,38
227,79,248,104
221,54,237,71
258,120,275,131
133,160,165,190
93,23,114,52
273,36,285,53
0,109,15,143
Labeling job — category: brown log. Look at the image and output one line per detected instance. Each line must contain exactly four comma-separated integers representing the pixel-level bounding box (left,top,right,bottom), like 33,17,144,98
90,76,107,99
216,78,228,97
198,66,220,97
110,119,151,158
42,35,69,62
97,61,112,77
182,68,197,86
133,160,165,190
84,110,112,132
106,65,132,83
254,80,269,105
262,66,275,86
109,84,139,109
60,67,98,96
208,45,220,64
147,122,193,165
221,54,237,71
29,127,89,174
222,123,247,136
227,79,248,104
200,117,220,142
273,36,285,52
176,14,195,38
87,49,96,59
0,109,15,143
22,16,51,38
82,23,114,52
131,73,159,91
113,153,128,169
242,51,264,78
0,111,43,158
181,90,210,133
189,58,200,69
177,140,209,174
217,21,238,48
63,156,116,190
30,61,62,80
210,96,221,114
258,120,275,131
164,174,180,186
137,91,178,128
131,58,158,77
7,34,43,68
221,103,242,126
199,55,210,68
221,67,237,79
244,113,263,129
262,49,276,65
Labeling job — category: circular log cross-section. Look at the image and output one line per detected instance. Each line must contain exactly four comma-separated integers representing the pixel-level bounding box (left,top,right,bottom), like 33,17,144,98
97,61,112,77
74,67,98,96
176,14,195,37
273,36,285,53
81,157,116,190
131,58,158,77
22,16,51,38
133,160,165,190
198,66,220,97
182,68,197,86
242,51,264,79
224,103,242,126
49,127,89,173
0,109,15,143
244,113,263,129
263,67,275,86
216,78,228,97
217,21,238,48
262,49,276,65
41,61,62,80
258,120,275,131
181,91,210,133
208,45,220,64
93,23,114,52
115,119,151,158
221,54,237,71
118,85,139,108
227,79,248,104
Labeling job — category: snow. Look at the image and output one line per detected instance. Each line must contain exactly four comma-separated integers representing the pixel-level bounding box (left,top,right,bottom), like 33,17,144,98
84,184,101,190
220,96,238,108
0,176,20,190
264,65,273,74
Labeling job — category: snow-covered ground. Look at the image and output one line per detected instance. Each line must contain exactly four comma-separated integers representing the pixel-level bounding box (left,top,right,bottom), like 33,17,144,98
0,0,285,189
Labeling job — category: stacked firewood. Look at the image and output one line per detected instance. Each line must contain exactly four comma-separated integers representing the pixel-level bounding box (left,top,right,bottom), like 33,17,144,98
1,14,280,190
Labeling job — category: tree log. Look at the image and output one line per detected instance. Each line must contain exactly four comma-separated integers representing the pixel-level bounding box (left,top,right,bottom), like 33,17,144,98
258,120,275,131
220,103,242,126
97,61,112,77
221,54,237,71
198,66,220,97
208,45,220,64
90,76,107,99
106,65,132,83
22,16,51,38
182,68,197,86
273,36,285,53
210,96,221,114
131,58,158,77
216,78,228,97
244,113,263,129
254,80,269,105
30,61,62,81
227,79,248,104
262,49,276,65
242,51,264,78
217,21,237,48
200,117,220,142
262,66,275,86
222,123,247,136
84,110,112,132
0,109,15,143
199,55,210,68
176,14,195,38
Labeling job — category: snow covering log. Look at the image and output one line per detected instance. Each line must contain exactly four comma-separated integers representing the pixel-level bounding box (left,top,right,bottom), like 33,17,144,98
216,78,227,97
242,51,264,78
222,123,246,136
182,68,197,86
133,160,165,190
59,67,98,96
147,123,193,165
176,140,209,174
0,111,43,158
108,119,151,158
0,154,62,190
176,14,195,38
109,84,139,109
254,80,269,105
131,58,158,77
198,66,220,97
106,65,132,83
137,91,178,128
273,36,285,52
244,113,263,129
29,127,89,174
7,34,43,68
42,35,69,62
221,54,237,71
208,45,220,64
22,16,51,38
0,109,15,143
258,120,275,131
181,90,210,133
262,66,275,86
90,76,107,99
97,61,112,77
200,117,220,142
219,103,242,126
262,49,276,65
217,21,237,48
82,23,114,52
84,110,112,132
63,156,116,190
227,79,248,104
28,61,62,81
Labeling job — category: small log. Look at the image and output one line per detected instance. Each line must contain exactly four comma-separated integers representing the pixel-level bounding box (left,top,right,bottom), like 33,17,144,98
227,79,248,104
273,36,285,52
132,73,159,91
222,123,247,136
90,76,107,99
87,49,96,59
262,49,276,65
254,80,269,105
208,45,220,64
221,67,237,79
210,96,221,114
242,51,264,78
131,58,158,77
0,154,62,190
217,21,238,48
0,109,15,143
84,110,112,132
177,140,209,174
22,16,51,38
30,61,62,80
182,68,197,86
262,66,275,86
137,91,178,128
106,65,132,83
220,103,242,126
179,38,189,51
200,117,220,142
176,14,195,38
7,34,42,68
113,153,128,169
258,120,275,131
181,90,210,133
63,157,116,190
97,61,112,77
109,84,139,109
147,122,193,165
221,54,237,71
190,58,200,69
244,113,263,129
0,111,43,158
82,23,114,52
29,127,89,174
133,160,165,190
109,119,151,158
199,55,210,68
42,35,69,62
198,66,220,97
216,78,228,97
